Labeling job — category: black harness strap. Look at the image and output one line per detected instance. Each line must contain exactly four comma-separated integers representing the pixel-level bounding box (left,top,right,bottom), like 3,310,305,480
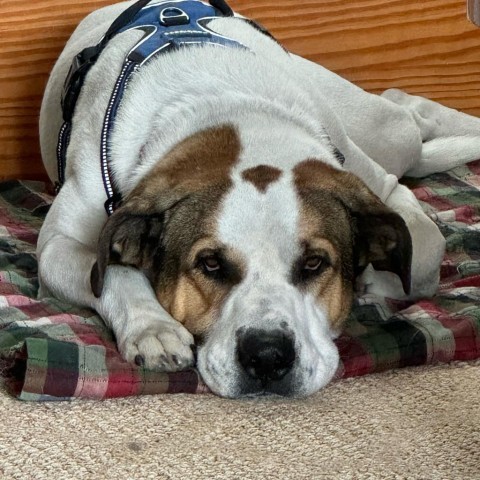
56,0,283,215
56,0,239,200
57,0,153,193
61,0,152,125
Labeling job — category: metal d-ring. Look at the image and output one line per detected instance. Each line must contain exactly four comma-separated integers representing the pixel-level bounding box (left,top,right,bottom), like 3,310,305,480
159,7,190,26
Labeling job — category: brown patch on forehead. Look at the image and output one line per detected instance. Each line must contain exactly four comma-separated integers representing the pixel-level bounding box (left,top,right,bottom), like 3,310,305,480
153,124,240,189
241,165,282,193
127,125,241,211
294,159,338,187
293,159,373,200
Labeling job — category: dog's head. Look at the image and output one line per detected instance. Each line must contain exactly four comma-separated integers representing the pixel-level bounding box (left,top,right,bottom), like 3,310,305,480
91,125,411,398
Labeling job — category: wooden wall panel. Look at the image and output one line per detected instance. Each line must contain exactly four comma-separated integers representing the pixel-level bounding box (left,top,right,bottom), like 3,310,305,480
0,0,479,180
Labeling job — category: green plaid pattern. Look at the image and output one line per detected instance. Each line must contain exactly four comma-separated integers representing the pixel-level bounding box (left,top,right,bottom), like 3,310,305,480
0,160,479,400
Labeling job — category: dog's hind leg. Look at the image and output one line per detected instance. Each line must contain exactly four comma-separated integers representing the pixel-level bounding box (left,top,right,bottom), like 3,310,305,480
382,88,480,139
381,89,480,177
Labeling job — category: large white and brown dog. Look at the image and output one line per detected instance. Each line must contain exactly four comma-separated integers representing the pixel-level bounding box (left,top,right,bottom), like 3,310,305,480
38,0,480,397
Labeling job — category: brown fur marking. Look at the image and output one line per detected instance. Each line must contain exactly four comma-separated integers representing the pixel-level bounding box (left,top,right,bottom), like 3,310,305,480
293,158,412,329
293,159,376,329
127,125,241,212
296,192,355,330
157,243,246,337
116,125,244,337
241,165,282,193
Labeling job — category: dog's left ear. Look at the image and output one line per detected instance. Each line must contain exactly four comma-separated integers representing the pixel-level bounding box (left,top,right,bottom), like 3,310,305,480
294,160,412,295
320,165,412,296
90,208,164,298
351,204,412,295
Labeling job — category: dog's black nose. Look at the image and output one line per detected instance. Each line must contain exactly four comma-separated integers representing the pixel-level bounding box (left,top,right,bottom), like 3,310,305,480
237,329,295,383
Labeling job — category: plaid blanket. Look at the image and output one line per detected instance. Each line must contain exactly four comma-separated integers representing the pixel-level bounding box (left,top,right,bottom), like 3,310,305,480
1,161,479,401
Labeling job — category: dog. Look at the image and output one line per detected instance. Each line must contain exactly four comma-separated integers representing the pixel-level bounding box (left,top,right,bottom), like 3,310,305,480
38,0,480,398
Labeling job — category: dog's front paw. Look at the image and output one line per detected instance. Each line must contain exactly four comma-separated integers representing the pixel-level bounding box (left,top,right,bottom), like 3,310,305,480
120,322,195,372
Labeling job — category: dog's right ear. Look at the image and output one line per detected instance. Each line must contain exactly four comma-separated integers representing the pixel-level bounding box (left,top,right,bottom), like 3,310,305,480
90,208,164,298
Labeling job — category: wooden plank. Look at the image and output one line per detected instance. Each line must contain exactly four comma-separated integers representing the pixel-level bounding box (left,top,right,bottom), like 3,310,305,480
0,0,479,180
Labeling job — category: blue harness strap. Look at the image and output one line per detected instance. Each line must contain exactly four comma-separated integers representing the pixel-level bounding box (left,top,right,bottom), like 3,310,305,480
56,0,250,214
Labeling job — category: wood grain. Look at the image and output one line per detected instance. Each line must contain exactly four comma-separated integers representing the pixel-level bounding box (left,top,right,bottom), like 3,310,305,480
1,0,479,180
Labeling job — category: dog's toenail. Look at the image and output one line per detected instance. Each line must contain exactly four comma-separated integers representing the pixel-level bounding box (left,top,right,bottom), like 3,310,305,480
134,354,145,366
172,355,181,366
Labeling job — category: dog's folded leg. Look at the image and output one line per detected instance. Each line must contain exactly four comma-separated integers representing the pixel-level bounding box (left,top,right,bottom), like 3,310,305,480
38,236,195,371
94,264,195,371
381,88,480,140
382,89,480,177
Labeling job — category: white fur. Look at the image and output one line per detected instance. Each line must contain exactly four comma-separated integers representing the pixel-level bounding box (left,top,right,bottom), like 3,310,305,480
38,1,480,397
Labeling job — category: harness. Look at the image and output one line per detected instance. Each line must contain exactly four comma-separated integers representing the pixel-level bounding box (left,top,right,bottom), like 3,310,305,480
57,0,250,215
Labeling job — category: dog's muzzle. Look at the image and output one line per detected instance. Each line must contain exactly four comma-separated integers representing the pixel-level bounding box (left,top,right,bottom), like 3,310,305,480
197,282,339,398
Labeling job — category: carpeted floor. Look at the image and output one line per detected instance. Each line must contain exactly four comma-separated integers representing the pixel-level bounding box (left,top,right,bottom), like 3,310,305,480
1,361,479,480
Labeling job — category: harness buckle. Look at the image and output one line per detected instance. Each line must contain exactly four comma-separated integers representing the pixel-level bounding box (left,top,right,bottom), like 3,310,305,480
61,50,97,122
159,7,190,26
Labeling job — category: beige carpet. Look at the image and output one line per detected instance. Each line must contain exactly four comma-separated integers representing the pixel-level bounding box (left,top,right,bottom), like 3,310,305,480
1,361,479,480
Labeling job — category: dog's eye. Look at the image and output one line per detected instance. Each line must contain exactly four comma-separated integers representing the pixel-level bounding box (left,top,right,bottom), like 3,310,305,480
196,250,242,285
202,255,221,272
303,256,323,271
291,251,332,284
